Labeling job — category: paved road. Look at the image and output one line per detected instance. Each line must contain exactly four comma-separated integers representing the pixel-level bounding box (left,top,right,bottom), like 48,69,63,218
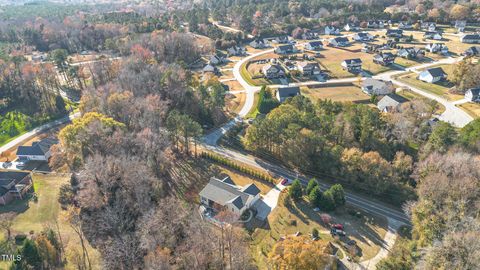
203,144,411,225
0,112,80,155
374,56,473,128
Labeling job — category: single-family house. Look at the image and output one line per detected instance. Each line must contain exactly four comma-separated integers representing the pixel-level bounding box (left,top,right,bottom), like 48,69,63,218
354,32,374,42
305,40,323,51
421,22,437,32
16,138,58,161
398,21,413,30
250,39,267,49
377,94,408,113
386,29,403,38
209,53,227,65
397,47,424,59
424,31,442,40
418,67,447,83
344,23,360,32
341,58,362,73
362,78,395,96
301,31,317,40
0,171,33,205
455,20,466,33
203,64,219,74
461,34,480,44
367,20,385,29
226,46,246,56
262,64,285,79
465,88,480,102
276,86,301,102
274,44,296,54
325,26,340,35
272,36,289,44
464,46,480,56
329,37,350,47
199,176,261,216
297,62,322,76
425,43,448,54
373,52,396,66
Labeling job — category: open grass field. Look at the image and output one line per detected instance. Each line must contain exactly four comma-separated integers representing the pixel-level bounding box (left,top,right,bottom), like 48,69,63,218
0,173,101,270
249,192,388,268
458,102,480,118
302,85,371,104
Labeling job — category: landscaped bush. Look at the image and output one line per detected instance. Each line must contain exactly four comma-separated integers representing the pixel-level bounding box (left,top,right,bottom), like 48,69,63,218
201,151,276,184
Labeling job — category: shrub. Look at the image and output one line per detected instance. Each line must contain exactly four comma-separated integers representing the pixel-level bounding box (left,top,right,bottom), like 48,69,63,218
312,228,319,239
289,179,303,201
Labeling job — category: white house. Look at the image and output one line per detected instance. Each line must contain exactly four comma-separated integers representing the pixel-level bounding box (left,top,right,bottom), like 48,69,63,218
262,64,285,79
341,58,362,72
329,37,350,47
425,43,448,54
199,176,261,216
250,39,267,49
455,20,466,33
305,40,323,51
465,88,480,103
344,23,360,32
274,44,296,54
354,32,374,42
16,138,58,161
297,62,322,76
418,67,447,83
325,26,340,35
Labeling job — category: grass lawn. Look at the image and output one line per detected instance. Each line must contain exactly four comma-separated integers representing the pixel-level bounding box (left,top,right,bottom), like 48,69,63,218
217,166,274,195
246,92,260,119
316,44,394,78
249,192,388,268
241,62,269,86
397,72,463,101
301,85,371,104
0,173,101,270
458,102,480,118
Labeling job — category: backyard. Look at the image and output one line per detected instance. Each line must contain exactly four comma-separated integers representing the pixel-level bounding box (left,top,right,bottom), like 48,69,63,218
0,173,101,270
302,84,372,104
249,192,389,268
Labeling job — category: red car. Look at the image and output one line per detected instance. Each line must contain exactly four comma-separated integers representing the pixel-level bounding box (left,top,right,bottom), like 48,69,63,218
281,178,290,185
331,224,344,230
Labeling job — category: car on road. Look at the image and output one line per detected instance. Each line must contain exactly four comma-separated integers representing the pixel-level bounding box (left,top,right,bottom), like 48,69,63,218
280,178,290,185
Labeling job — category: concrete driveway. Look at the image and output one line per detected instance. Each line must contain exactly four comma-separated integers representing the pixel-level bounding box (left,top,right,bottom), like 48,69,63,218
254,183,287,220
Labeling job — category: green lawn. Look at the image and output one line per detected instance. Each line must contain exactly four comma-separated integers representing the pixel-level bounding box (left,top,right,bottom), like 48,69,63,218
246,92,261,119
241,62,269,86
0,174,102,270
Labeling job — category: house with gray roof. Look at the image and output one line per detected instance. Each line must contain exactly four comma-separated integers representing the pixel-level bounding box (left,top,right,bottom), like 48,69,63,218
16,138,58,161
362,78,394,96
276,86,301,102
199,176,261,215
377,94,408,113
418,67,447,83
0,171,32,205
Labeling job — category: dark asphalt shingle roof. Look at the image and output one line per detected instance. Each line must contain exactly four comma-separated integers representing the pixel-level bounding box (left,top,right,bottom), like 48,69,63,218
0,171,30,197
426,67,447,77
277,87,300,98
16,138,57,156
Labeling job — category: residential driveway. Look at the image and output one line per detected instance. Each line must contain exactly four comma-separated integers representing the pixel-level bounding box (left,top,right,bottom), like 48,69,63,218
254,183,286,220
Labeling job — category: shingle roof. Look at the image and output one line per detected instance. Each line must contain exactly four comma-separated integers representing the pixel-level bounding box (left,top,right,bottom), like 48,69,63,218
277,87,300,98
199,177,260,209
16,138,57,157
0,171,30,197
344,58,362,65
377,94,408,112
426,67,447,77
362,78,390,90
308,41,323,47
241,184,261,196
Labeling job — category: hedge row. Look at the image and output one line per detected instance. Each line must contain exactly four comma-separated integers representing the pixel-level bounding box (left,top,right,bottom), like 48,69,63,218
201,151,276,184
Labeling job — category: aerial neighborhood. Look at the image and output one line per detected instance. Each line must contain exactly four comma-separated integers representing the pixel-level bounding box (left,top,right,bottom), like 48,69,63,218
0,1,479,270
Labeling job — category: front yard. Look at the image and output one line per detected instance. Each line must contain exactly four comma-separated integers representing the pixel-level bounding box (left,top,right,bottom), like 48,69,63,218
458,102,480,118
396,71,464,101
249,192,389,268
